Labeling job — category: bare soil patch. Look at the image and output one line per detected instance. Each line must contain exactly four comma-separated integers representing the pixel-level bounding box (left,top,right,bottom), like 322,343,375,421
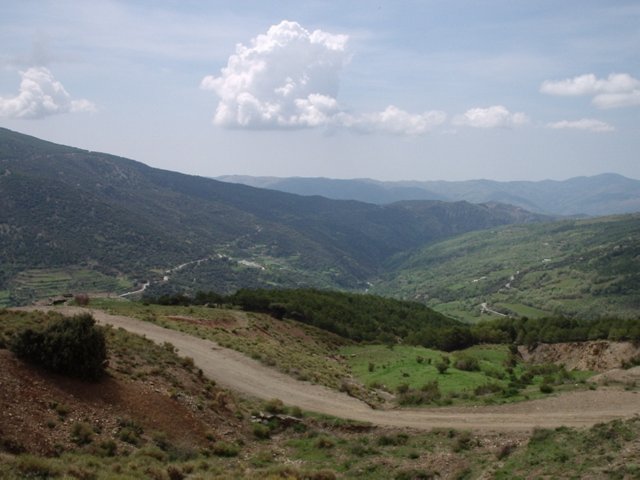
518,340,640,372
589,366,640,386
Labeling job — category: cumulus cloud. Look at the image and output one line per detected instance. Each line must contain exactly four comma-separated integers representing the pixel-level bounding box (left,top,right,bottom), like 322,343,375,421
540,73,640,109
201,20,444,136
0,67,95,119
201,20,348,129
546,118,614,132
452,105,528,129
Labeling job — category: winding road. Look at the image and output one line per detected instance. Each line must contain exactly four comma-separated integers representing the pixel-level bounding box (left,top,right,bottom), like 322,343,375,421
20,306,640,433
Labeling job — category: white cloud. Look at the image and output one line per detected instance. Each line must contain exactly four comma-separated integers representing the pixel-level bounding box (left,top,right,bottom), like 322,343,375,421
201,20,348,129
546,118,615,132
592,90,640,109
452,105,528,129
201,20,444,136
540,73,640,109
340,106,446,135
0,67,95,119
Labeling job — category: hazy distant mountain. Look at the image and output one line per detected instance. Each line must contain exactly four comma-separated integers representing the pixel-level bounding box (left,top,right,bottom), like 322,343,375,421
0,128,546,305
219,175,448,204
218,174,640,216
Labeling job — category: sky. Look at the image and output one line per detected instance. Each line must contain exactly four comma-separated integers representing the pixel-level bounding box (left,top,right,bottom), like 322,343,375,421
0,0,639,182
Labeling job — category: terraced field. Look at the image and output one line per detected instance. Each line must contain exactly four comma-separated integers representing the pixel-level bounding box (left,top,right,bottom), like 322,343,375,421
0,269,132,307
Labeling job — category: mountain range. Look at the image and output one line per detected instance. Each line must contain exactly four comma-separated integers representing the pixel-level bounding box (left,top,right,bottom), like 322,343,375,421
0,127,545,305
218,173,640,216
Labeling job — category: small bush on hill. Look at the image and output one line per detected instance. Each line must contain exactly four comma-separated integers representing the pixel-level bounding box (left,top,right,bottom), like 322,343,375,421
474,383,503,396
74,293,90,306
71,422,94,445
10,313,107,381
252,423,271,439
212,441,240,457
540,383,554,394
454,355,480,371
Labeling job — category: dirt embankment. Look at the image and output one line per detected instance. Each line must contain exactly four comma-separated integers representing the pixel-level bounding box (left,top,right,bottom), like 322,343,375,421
518,340,640,372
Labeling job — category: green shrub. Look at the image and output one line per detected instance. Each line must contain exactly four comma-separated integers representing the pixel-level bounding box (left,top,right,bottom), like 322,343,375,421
166,466,185,480
180,356,195,369
314,436,335,449
420,380,442,397
287,406,303,418
71,422,94,445
454,356,480,372
394,468,437,480
252,423,271,439
435,362,449,374
398,381,442,406
377,433,409,446
265,398,286,414
474,383,503,396
396,383,410,394
117,418,143,446
496,443,517,460
10,313,106,381
212,441,240,457
540,383,554,394
118,427,141,445
529,428,553,443
307,470,337,480
453,431,476,452
51,402,70,418
96,440,117,457
16,455,61,479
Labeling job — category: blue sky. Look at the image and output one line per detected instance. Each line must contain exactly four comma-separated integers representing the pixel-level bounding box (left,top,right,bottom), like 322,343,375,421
0,0,638,181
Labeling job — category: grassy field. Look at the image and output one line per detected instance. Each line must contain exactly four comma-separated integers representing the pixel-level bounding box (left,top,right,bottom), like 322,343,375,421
372,214,640,321
341,344,593,406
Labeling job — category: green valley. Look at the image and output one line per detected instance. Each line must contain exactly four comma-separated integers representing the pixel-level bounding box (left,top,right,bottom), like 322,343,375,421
372,214,640,321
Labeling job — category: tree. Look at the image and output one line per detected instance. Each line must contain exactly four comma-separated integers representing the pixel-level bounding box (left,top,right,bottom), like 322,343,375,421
436,355,450,374
11,313,107,381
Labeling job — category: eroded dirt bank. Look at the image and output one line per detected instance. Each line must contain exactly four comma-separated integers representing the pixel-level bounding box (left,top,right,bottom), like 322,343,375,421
518,340,640,371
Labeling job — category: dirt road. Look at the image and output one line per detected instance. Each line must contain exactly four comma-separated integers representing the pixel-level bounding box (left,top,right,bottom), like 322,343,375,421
20,307,640,432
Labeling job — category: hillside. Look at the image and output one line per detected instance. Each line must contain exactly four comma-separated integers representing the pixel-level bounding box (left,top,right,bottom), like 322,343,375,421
0,128,545,305
371,214,640,321
2,307,639,479
219,173,640,216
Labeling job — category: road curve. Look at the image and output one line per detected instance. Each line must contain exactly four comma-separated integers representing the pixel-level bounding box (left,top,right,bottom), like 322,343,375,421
18,307,640,432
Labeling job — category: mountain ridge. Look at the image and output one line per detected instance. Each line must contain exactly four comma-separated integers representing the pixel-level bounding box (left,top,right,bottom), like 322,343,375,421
218,173,640,216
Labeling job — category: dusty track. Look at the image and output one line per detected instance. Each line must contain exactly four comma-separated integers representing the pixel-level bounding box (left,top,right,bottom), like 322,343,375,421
19,307,640,432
